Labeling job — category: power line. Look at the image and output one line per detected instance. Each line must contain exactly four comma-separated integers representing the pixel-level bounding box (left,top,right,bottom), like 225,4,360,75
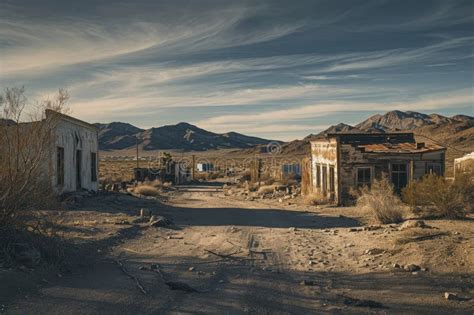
414,133,471,154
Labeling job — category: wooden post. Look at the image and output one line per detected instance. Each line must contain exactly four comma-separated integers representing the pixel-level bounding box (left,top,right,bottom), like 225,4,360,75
192,154,195,180
136,136,139,169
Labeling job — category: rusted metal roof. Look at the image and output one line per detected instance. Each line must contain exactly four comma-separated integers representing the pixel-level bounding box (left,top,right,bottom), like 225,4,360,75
359,142,445,154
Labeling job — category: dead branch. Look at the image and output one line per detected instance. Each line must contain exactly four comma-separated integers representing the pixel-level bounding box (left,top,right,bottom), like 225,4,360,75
204,249,241,259
115,259,147,295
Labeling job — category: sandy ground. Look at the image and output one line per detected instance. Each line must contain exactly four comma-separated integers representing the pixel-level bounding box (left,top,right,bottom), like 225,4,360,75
1,184,473,314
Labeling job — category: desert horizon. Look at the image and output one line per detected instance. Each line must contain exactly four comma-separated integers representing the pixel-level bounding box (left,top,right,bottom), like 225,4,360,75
1,0,473,314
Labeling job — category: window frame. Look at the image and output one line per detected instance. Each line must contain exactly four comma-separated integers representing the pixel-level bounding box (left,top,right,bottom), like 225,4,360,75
426,162,441,176
356,166,372,188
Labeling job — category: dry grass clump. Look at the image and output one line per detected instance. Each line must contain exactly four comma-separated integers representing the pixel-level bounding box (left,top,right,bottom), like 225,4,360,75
402,172,473,219
133,185,160,197
304,192,329,205
356,177,404,224
257,185,275,195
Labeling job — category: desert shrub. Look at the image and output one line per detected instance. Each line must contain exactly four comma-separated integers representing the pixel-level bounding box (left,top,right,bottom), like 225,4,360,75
241,170,251,182
356,177,404,224
304,191,329,206
162,181,173,188
194,172,208,181
257,185,274,195
207,172,219,180
263,178,275,185
402,173,472,219
134,185,160,197
0,87,68,226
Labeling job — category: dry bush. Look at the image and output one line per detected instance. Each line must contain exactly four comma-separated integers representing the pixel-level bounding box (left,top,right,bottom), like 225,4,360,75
263,178,275,185
402,172,473,219
207,172,219,180
162,181,173,188
0,87,68,226
257,185,274,195
356,177,404,224
241,170,251,182
194,172,208,181
133,185,160,197
304,191,329,206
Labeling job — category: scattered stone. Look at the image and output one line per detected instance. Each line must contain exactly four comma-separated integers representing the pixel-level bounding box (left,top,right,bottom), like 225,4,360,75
278,198,283,203
364,248,385,255
188,267,195,272
349,228,359,232
114,220,130,225
149,215,172,227
392,263,401,269
400,220,429,230
444,292,460,301
289,227,296,232
219,279,224,284
404,264,421,272
363,225,382,231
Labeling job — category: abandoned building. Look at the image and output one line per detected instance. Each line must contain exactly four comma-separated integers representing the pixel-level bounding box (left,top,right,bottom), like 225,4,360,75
310,133,446,205
49,110,99,193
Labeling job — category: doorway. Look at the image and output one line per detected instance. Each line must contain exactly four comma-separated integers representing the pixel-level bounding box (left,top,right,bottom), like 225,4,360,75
76,150,82,189
391,163,407,193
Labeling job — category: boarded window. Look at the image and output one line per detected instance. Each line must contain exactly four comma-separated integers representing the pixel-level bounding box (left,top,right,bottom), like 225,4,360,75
57,147,64,186
426,163,441,175
91,152,97,182
357,167,371,187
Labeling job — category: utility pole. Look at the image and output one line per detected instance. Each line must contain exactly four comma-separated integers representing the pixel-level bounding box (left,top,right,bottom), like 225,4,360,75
192,154,196,180
136,136,139,169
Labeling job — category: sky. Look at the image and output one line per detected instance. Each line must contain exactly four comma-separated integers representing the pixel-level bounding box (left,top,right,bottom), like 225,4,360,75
1,0,473,141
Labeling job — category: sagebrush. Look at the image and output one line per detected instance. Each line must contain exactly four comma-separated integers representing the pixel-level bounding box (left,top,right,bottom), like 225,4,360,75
402,172,473,219
356,177,405,224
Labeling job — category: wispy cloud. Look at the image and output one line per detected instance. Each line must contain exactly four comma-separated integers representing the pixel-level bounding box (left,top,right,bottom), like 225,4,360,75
195,88,473,139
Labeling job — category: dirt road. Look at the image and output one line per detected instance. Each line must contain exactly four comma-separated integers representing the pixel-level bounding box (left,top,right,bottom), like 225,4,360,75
2,184,473,314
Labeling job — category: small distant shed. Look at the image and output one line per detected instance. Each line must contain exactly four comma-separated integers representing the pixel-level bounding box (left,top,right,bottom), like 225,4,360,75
454,152,474,178
197,163,214,172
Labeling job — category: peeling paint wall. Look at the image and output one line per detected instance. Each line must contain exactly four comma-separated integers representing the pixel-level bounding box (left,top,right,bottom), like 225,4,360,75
310,139,339,204
311,136,446,205
52,118,98,193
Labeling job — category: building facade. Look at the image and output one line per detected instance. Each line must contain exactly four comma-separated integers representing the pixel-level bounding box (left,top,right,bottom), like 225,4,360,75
48,110,99,193
310,133,446,205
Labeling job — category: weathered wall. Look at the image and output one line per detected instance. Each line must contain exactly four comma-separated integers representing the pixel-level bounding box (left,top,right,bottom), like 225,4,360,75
52,118,98,193
310,139,339,203
338,144,445,204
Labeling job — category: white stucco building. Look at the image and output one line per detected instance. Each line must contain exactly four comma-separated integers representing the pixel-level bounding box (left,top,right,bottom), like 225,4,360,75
47,110,99,193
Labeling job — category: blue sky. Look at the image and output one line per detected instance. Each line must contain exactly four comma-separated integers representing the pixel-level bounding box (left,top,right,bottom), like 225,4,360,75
1,0,473,141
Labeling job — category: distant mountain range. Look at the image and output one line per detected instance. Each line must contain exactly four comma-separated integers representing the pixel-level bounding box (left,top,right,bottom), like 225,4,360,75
95,121,280,151
274,110,473,156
